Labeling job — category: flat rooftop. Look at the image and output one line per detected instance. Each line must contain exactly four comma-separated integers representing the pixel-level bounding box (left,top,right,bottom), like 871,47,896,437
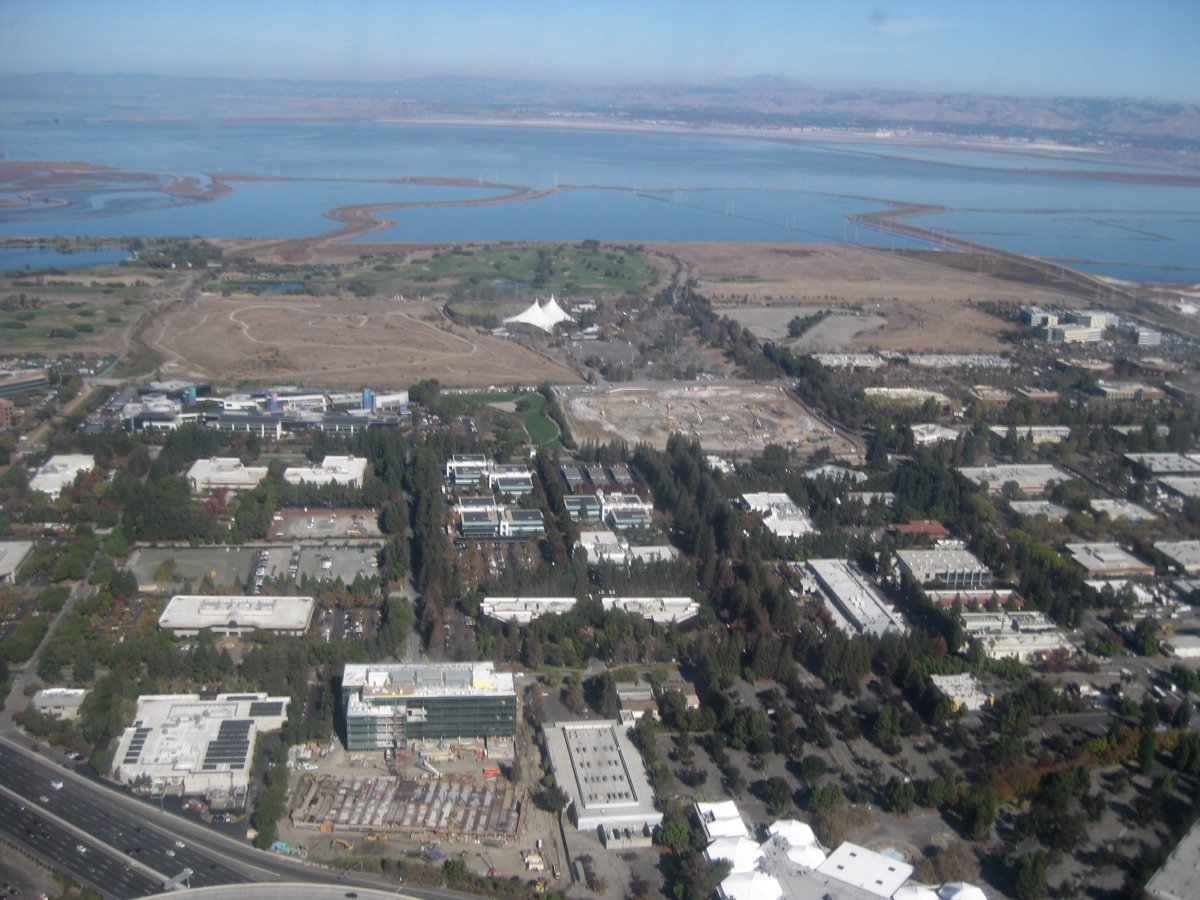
343,662,515,698
1009,500,1068,519
1161,477,1200,499
816,842,914,899
1147,817,1200,900
544,720,660,830
894,548,991,581
1090,498,1156,521
1065,543,1154,575
958,463,1070,493
158,595,315,633
1124,453,1200,475
1156,541,1200,573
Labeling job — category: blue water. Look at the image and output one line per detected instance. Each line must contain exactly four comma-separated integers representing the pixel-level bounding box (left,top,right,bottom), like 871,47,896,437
0,245,130,271
1,119,1198,282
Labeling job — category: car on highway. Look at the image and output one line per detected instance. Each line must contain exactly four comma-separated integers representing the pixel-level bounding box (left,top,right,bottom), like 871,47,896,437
38,795,49,803
50,780,63,790
165,850,175,858
75,844,86,854
174,840,186,848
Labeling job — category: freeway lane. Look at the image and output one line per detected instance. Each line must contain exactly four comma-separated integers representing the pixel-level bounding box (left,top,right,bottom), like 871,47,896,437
0,741,480,900
0,791,160,897
0,745,248,891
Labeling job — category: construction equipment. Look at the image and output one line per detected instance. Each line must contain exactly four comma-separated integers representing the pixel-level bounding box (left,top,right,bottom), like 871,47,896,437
365,832,389,842
533,879,547,894
330,839,354,851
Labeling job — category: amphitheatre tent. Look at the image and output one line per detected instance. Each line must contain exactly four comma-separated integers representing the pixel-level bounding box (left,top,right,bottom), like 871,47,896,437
503,295,573,332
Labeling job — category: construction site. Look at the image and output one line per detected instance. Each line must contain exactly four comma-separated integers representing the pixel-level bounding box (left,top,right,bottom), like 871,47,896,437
291,774,526,844
559,380,851,455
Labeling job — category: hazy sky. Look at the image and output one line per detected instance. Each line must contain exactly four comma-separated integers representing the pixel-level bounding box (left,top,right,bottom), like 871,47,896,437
2,0,1196,102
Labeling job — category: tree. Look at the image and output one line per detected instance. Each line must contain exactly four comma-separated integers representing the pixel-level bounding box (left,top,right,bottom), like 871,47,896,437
1010,850,1049,900
761,776,792,814
883,776,917,814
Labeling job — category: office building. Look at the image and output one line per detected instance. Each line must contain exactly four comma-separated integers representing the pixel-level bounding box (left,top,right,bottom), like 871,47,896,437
341,662,516,751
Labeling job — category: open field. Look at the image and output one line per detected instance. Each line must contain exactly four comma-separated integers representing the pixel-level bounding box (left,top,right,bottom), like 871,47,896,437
560,380,852,455
147,290,579,388
654,241,1086,352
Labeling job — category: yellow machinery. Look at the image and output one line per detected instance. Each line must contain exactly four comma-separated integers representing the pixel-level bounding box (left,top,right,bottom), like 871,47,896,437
365,832,389,842
330,839,353,851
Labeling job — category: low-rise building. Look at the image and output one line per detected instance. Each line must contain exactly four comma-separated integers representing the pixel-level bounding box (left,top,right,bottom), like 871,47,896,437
601,596,700,625
283,455,367,487
1097,381,1165,402
29,454,96,500
910,423,959,445
1090,498,1156,522
1017,386,1061,403
1161,476,1200,501
1163,635,1200,660
971,386,1013,408
480,597,576,625
963,611,1068,661
890,519,951,540
564,494,602,520
186,457,269,493
816,842,914,899
31,687,89,721
929,674,992,712
1065,310,1116,329
695,800,750,841
1045,324,1103,344
1009,500,1069,520
1065,543,1155,578
988,425,1072,444
1155,541,1200,574
543,720,661,832
895,548,992,589
499,508,545,537
113,692,289,798
863,387,951,408
489,465,534,495
459,508,501,537
0,540,34,583
446,454,491,485
740,492,817,538
1021,307,1058,328
957,463,1070,495
158,595,316,637
616,684,658,722
807,559,907,636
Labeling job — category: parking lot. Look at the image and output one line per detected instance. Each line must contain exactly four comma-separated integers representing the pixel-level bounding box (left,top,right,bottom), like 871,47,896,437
128,542,381,593
270,507,381,541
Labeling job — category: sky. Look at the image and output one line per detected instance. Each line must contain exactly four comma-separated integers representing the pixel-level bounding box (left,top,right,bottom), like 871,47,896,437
2,0,1197,102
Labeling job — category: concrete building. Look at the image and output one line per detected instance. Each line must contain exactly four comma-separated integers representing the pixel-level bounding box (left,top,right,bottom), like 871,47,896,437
895,548,992,589
283,455,367,488
563,494,602,520
813,353,887,370
341,662,516,752
1017,386,1061,403
957,463,1070,495
988,425,1071,445
0,369,48,398
863,387,950,408
1045,325,1103,344
575,530,677,567
706,837,766,874
1124,453,1200,475
1090,498,1156,522
1155,541,1200,575
480,597,576,625
458,508,501,538
29,454,95,500
30,687,89,721
962,611,1068,662
807,559,907,636
186,457,269,493
1163,635,1200,660
112,692,289,798
489,465,534,495
1160,477,1200,501
446,454,491,485
970,386,1013,408
1009,500,1068,520
0,540,34,583
910,423,960,445
597,491,654,530
500,508,545,537
1146,816,1200,900
1097,381,1165,402
601,596,700,625
695,800,750,841
740,492,818,538
616,683,659,722
1065,310,1116,329
0,397,15,429
816,842,914,899
158,595,316,638
543,720,661,832
929,674,992,712
1065,543,1155,578
1021,307,1058,328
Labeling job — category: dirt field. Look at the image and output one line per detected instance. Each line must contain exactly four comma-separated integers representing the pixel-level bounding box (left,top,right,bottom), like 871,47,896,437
147,290,579,388
652,241,1083,352
560,381,853,456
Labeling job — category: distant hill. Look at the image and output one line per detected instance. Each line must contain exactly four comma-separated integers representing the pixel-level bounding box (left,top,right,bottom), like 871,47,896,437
4,72,1199,149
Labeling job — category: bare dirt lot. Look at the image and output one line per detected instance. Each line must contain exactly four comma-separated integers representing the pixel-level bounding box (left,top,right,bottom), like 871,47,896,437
653,241,1083,353
147,291,579,388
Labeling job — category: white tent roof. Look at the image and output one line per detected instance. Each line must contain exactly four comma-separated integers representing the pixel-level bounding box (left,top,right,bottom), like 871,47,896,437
895,886,941,900
705,837,764,874
768,818,818,847
718,871,783,900
939,884,988,900
503,294,573,332
786,842,828,869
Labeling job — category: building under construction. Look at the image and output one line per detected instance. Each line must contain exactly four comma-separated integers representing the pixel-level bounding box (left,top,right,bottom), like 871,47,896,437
292,775,525,845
